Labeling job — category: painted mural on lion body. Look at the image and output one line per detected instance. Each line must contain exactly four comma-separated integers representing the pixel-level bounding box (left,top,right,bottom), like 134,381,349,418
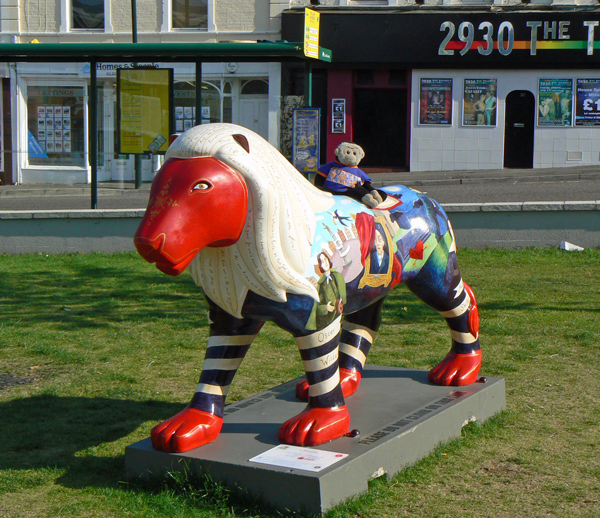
134,123,481,453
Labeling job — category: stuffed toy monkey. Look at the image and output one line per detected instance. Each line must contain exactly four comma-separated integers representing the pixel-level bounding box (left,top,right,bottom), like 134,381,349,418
315,142,386,208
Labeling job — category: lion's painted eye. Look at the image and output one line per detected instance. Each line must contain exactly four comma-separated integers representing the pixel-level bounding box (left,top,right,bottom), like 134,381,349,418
192,181,212,192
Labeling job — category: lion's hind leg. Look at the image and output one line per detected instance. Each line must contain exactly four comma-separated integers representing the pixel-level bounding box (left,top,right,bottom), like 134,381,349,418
406,251,481,387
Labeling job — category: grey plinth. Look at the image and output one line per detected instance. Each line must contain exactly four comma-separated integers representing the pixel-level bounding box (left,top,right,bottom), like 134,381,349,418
125,366,506,515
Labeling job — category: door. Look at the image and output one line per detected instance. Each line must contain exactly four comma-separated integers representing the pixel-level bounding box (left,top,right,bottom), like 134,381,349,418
240,98,268,140
353,89,408,170
504,90,535,168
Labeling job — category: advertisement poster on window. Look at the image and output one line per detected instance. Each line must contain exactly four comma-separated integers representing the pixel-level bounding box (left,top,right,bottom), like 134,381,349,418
118,68,173,154
538,79,573,126
292,108,320,174
27,85,84,166
419,78,452,125
463,79,497,127
575,78,600,126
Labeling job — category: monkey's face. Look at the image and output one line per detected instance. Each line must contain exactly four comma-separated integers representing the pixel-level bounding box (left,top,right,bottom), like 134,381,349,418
336,144,364,166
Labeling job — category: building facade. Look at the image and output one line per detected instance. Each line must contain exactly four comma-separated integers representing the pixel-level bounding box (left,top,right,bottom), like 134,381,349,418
282,2,600,173
0,0,287,184
3,1,600,184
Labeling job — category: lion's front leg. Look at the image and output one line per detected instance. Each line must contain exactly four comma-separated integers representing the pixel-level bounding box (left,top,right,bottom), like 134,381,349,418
151,301,264,453
279,317,350,446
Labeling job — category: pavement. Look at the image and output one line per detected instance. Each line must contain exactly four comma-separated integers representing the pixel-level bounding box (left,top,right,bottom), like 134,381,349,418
1,165,600,211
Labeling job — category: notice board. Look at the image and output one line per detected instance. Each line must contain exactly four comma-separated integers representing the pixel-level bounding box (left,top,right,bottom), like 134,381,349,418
117,68,173,154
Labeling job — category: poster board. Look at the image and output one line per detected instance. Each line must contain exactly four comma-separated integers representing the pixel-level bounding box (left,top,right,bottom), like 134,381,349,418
537,78,573,127
575,78,600,126
462,79,497,127
117,68,173,154
331,98,345,134
292,108,320,174
418,78,453,125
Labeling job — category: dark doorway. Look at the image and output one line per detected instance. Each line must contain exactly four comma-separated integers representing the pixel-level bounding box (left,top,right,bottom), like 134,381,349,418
1,78,12,185
504,90,535,168
353,89,408,170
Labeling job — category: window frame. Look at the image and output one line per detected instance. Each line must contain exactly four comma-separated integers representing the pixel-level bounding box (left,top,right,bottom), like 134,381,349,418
23,78,89,170
162,0,215,32
60,0,113,33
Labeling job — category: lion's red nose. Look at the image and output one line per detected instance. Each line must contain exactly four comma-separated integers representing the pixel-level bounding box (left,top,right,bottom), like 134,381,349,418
134,235,165,263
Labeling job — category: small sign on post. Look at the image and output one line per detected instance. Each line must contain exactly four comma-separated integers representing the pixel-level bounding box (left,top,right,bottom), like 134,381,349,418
304,8,320,59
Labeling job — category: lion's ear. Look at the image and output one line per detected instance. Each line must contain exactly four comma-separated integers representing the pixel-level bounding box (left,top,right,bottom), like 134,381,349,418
233,134,250,153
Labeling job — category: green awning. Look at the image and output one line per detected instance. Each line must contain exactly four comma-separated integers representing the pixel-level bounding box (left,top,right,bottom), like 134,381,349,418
0,41,307,63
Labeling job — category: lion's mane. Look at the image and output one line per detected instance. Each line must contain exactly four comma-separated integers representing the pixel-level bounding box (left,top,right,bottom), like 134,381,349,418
166,123,334,318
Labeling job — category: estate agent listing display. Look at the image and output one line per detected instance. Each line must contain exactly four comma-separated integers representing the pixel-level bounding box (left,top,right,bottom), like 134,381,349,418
418,75,600,127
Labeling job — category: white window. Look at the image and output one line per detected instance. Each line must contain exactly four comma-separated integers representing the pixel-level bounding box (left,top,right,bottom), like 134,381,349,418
162,0,215,32
60,0,112,32
72,0,104,30
173,0,207,29
26,83,87,167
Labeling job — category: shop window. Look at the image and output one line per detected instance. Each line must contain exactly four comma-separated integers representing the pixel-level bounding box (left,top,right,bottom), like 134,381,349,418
72,0,104,30
27,85,85,167
173,0,208,29
241,80,268,96
173,80,231,133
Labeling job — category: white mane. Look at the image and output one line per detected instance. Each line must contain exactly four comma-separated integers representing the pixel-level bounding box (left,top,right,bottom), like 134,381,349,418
166,123,334,318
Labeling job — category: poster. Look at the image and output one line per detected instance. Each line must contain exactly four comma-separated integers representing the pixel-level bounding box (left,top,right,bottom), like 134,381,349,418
463,79,497,126
419,78,453,125
332,98,345,134
292,108,320,174
118,68,173,154
36,104,71,154
538,79,573,126
575,78,600,127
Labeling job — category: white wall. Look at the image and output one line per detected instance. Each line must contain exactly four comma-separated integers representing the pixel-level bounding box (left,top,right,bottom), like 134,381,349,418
410,69,600,171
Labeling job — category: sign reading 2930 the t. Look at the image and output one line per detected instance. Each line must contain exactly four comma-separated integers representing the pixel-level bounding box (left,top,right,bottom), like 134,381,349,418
438,18,600,58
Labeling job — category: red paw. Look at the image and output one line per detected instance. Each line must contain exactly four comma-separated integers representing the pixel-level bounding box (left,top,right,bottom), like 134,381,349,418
151,407,223,453
295,368,362,401
428,350,482,386
278,406,350,446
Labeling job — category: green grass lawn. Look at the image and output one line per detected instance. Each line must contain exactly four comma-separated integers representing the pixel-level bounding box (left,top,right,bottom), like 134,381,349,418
1,249,599,517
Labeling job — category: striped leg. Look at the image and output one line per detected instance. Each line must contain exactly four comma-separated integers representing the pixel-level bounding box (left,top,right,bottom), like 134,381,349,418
406,251,481,386
279,316,350,446
151,302,263,453
428,280,481,385
337,297,385,397
295,299,384,401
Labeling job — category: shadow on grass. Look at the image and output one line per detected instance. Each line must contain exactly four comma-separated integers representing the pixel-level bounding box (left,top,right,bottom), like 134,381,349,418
0,264,208,331
1,395,183,489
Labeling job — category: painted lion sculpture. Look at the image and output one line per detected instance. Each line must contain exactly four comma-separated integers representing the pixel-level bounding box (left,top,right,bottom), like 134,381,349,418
134,123,481,453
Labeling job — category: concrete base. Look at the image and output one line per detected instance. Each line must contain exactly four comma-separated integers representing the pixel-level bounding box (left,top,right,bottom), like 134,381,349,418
125,366,506,515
